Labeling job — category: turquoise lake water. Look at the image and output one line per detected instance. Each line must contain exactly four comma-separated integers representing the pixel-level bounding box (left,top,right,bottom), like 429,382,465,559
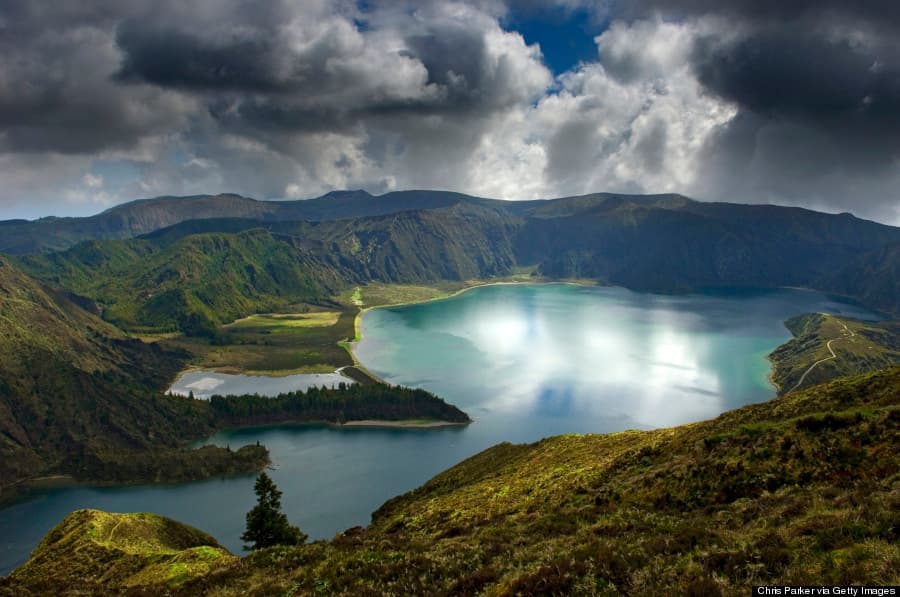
0,284,878,574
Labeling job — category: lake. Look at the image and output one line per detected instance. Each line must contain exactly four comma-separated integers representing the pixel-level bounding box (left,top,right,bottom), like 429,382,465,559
168,370,355,400
0,284,878,574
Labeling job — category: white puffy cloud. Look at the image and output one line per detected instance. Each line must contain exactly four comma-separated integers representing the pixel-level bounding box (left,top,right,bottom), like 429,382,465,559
0,0,898,226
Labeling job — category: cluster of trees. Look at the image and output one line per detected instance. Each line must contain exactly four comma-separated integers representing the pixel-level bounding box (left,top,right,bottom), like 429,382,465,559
209,382,471,426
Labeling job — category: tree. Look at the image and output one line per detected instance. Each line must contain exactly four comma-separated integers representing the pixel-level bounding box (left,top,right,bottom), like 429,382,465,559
241,472,307,550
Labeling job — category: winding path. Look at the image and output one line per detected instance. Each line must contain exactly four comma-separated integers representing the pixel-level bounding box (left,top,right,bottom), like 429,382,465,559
788,320,855,393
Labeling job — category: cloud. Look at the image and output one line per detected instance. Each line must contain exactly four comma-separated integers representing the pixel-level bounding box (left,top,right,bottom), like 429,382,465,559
0,0,898,226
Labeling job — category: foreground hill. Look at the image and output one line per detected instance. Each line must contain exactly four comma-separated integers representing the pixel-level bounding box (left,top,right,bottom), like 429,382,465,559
9,509,236,589
5,367,898,595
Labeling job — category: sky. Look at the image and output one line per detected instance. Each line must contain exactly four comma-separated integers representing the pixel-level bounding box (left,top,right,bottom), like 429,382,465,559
1,0,899,225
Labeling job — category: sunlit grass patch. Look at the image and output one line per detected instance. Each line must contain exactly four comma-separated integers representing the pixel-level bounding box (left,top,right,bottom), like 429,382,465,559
225,311,340,330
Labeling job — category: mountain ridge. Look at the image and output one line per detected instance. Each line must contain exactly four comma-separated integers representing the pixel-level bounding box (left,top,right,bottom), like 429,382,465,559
4,190,897,255
13,191,899,327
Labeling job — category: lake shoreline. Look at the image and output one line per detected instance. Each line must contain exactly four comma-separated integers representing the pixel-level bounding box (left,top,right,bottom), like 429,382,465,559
345,278,596,364
1,412,471,506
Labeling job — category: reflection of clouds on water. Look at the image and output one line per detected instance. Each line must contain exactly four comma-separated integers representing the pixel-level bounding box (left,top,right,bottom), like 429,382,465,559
450,293,725,428
168,371,354,400
356,285,879,434
184,377,225,392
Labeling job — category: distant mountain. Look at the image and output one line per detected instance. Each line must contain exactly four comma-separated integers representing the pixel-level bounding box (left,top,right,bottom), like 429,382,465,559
818,242,900,315
0,194,275,254
16,202,521,333
8,191,900,319
0,190,493,254
0,257,266,500
516,195,900,293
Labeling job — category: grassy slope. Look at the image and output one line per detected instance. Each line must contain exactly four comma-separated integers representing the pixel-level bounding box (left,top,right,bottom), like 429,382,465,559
769,313,900,392
6,367,898,595
16,231,347,333
168,308,357,376
8,509,237,591
15,203,523,335
1,257,472,497
0,256,270,498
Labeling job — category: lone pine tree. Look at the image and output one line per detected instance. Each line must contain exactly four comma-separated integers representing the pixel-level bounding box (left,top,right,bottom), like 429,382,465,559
241,472,307,550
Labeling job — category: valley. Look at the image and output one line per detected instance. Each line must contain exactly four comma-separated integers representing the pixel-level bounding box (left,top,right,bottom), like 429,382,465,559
1,282,888,577
5,2,899,592
1,191,899,593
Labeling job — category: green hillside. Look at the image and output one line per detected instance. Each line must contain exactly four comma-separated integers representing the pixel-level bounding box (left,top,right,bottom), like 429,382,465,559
5,367,898,595
0,258,466,498
16,203,523,334
0,194,278,254
0,256,269,500
13,191,900,328
8,509,237,590
769,313,900,392
16,231,349,334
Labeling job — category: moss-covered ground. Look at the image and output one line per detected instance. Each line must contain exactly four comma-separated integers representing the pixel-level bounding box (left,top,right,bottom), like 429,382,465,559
8,509,237,591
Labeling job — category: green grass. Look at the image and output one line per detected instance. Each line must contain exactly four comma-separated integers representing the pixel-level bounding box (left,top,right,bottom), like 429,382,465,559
769,313,900,392
225,312,341,330
10,509,237,589
165,309,356,375
351,282,460,308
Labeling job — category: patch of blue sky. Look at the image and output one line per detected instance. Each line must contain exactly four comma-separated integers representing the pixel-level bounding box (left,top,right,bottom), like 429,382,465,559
502,4,605,76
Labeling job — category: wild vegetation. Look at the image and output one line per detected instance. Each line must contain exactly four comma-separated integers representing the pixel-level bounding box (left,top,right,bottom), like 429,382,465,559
0,258,468,501
15,231,348,335
6,509,237,591
13,192,900,343
0,256,256,502
2,191,899,593
4,367,898,595
769,313,900,392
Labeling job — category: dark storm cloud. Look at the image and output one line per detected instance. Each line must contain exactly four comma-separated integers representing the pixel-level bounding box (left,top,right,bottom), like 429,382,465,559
115,22,290,93
1,0,899,225
599,0,900,220
0,2,190,154
622,0,900,26
113,3,539,130
695,30,900,146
